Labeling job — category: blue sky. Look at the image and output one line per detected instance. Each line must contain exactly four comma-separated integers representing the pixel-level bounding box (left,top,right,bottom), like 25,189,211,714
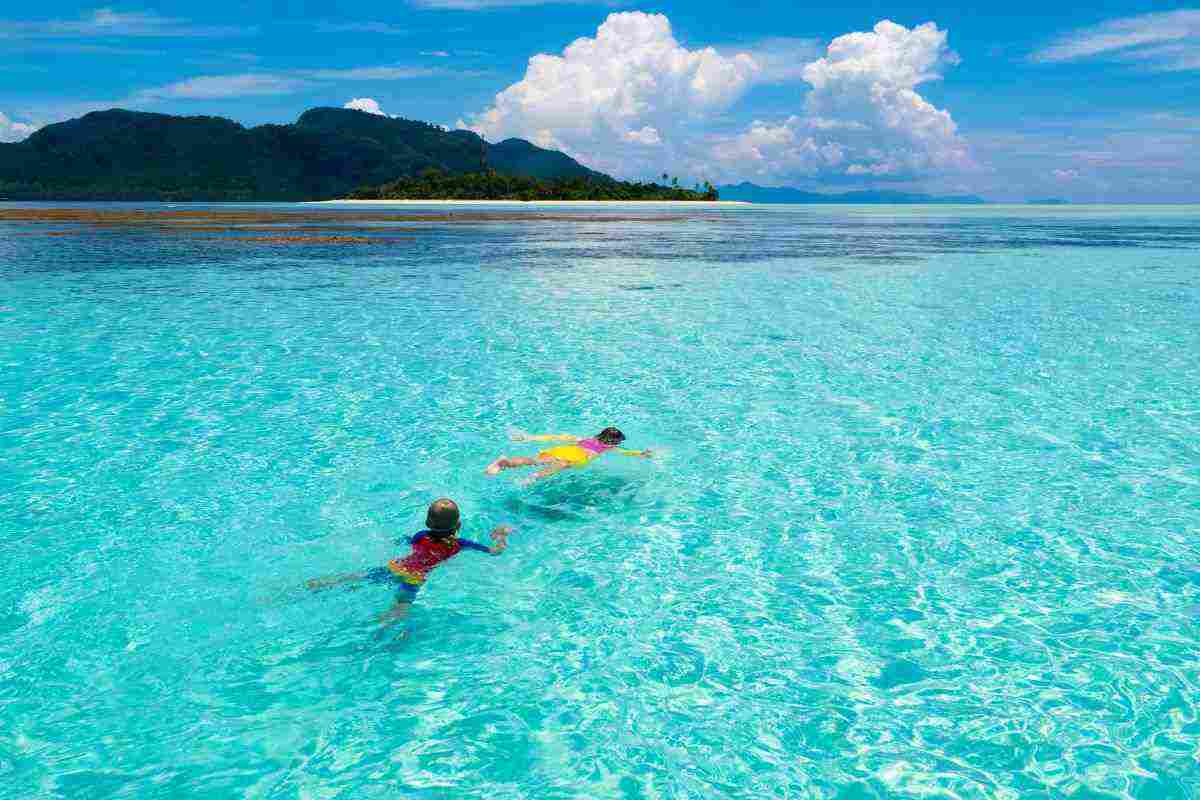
2,2,1199,201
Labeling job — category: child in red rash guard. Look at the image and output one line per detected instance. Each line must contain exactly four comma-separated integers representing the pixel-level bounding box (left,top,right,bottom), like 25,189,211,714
308,498,511,625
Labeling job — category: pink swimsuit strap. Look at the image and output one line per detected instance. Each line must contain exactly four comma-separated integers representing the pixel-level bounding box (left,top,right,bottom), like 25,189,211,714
577,438,611,454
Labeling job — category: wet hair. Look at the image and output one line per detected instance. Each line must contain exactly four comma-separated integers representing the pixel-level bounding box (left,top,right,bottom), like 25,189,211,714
425,498,462,538
596,427,626,446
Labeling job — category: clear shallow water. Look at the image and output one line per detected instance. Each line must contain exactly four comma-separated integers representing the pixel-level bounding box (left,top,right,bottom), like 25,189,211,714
2,203,1200,799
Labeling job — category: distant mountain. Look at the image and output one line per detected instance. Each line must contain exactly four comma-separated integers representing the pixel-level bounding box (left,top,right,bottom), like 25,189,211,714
0,107,604,201
718,182,986,204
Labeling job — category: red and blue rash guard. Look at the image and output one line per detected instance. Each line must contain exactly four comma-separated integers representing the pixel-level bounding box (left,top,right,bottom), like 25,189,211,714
382,531,490,586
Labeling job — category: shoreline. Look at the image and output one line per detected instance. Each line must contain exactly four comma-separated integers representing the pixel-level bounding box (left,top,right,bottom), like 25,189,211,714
308,199,752,207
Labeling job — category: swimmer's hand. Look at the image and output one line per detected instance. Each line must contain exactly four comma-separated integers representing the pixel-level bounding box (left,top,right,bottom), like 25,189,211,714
489,525,513,554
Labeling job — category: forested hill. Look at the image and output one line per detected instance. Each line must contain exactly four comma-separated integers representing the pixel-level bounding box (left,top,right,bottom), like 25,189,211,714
0,107,605,201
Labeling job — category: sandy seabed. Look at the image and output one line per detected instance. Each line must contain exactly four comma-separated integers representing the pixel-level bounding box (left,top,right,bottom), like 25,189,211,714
0,206,701,245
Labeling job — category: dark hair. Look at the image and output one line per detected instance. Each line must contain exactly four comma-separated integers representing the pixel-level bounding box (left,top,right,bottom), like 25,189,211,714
425,498,462,538
597,427,626,445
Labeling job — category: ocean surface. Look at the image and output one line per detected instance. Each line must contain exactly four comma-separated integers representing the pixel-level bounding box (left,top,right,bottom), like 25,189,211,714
2,202,1200,799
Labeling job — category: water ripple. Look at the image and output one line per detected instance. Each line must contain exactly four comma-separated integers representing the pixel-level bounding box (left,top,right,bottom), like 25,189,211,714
2,203,1199,798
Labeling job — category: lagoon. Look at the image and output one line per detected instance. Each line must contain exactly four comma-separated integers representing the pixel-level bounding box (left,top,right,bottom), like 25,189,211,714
2,202,1199,798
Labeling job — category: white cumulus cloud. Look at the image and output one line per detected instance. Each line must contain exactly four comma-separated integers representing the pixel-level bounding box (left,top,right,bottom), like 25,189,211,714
462,13,972,185
344,97,388,115
0,111,38,142
461,11,759,176
718,20,971,181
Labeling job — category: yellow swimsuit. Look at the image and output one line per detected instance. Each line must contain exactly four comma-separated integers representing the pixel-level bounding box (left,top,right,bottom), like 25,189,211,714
538,437,612,467
538,445,594,466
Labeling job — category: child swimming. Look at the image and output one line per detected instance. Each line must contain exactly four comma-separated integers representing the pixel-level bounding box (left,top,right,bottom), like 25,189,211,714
485,426,651,482
307,498,512,625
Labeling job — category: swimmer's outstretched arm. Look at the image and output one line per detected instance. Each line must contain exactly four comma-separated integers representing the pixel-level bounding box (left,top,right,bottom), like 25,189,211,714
617,448,653,459
461,525,512,554
512,432,578,443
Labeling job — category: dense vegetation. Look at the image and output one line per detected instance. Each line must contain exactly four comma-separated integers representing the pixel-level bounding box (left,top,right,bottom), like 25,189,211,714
352,170,719,201
0,107,604,201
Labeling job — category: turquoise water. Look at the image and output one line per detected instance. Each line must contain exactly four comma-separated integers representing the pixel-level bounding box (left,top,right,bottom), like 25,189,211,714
3,203,1200,798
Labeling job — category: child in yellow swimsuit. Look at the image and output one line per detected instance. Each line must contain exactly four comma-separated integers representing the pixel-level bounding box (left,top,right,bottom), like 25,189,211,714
485,426,651,482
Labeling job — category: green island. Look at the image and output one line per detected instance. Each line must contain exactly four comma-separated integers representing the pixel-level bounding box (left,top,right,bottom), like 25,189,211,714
0,107,722,202
350,170,719,202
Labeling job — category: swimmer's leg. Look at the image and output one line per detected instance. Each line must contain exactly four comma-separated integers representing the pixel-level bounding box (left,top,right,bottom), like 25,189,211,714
486,455,538,475
378,586,419,627
306,572,367,592
379,600,411,626
522,459,571,485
